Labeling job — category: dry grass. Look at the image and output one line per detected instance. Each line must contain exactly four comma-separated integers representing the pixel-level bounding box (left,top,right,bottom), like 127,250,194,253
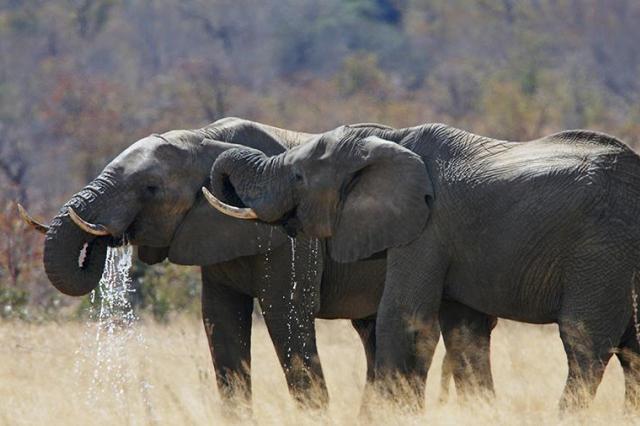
0,317,634,425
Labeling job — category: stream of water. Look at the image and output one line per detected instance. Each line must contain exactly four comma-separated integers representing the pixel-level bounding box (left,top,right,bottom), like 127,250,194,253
74,243,151,415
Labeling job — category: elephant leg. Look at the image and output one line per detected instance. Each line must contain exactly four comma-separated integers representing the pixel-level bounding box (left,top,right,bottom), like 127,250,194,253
352,316,377,416
260,304,328,408
375,230,447,408
616,321,640,412
557,293,625,412
558,321,613,411
439,300,496,401
352,316,377,382
201,272,254,417
558,257,631,411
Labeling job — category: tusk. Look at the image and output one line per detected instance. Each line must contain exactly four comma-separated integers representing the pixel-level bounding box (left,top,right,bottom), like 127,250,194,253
17,203,49,234
68,207,111,236
202,187,258,220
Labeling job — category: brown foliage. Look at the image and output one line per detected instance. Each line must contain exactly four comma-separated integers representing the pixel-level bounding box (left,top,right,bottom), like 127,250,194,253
2,0,640,314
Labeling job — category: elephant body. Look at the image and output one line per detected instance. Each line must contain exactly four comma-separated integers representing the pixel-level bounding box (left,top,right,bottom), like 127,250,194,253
26,118,494,411
393,126,640,410
209,122,640,410
403,126,640,410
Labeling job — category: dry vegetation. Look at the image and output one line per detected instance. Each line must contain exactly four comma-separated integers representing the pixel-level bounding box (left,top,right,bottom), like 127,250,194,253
0,317,633,425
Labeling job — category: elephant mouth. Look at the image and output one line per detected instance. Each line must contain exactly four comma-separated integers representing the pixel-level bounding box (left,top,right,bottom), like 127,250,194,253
69,205,155,248
77,234,129,269
204,170,306,236
279,208,301,238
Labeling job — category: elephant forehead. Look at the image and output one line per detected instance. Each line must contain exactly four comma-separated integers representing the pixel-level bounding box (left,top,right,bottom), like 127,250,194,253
109,136,164,168
287,136,325,160
287,143,360,172
287,128,348,160
108,136,191,176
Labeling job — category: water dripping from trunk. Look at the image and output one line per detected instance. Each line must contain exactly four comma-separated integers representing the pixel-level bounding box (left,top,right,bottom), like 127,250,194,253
258,225,274,314
284,237,298,363
74,239,152,417
300,238,319,362
305,238,319,285
289,237,298,300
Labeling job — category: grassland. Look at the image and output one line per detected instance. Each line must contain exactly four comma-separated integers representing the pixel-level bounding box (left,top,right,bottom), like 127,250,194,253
0,317,634,425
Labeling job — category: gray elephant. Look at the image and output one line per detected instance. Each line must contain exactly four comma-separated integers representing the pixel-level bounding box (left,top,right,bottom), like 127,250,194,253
20,118,493,411
206,122,640,411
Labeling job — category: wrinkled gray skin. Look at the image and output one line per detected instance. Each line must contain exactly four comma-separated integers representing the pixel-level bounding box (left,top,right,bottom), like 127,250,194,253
37,118,491,412
211,123,640,411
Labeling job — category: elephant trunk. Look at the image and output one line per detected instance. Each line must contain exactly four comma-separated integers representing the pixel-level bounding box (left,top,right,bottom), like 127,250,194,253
210,148,293,223
43,172,127,296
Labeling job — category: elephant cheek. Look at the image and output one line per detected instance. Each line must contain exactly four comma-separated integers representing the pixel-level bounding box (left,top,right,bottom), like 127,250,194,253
299,196,337,239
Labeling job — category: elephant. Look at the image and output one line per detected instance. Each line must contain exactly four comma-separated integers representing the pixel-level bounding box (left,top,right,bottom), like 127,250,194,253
19,118,494,412
205,122,640,411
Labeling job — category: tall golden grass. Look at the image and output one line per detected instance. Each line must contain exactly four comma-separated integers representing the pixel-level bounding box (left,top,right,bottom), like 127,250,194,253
0,317,633,425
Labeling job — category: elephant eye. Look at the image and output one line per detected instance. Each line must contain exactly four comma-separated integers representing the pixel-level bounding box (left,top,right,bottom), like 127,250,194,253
294,172,304,183
145,185,159,196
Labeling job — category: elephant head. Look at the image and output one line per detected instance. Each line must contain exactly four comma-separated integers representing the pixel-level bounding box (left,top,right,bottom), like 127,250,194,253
205,125,433,262
21,118,294,296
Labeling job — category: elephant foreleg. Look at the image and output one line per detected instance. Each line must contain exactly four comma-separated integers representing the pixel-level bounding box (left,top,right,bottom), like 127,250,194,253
201,271,253,416
256,236,327,409
352,316,377,382
260,303,328,409
375,230,447,408
352,316,378,417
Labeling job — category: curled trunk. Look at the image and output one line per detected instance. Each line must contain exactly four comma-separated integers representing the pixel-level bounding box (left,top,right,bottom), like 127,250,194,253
43,173,119,296
210,148,293,223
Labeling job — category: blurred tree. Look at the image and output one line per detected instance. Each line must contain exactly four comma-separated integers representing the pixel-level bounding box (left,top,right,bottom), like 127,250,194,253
3,0,640,319
71,0,118,40
336,53,392,98
40,74,134,183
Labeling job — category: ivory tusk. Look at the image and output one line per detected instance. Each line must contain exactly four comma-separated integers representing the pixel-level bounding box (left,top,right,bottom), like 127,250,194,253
17,203,49,234
68,208,111,236
201,187,258,220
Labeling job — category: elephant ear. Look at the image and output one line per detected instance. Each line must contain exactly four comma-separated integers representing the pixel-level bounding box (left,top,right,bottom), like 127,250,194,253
168,196,287,266
328,136,433,263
